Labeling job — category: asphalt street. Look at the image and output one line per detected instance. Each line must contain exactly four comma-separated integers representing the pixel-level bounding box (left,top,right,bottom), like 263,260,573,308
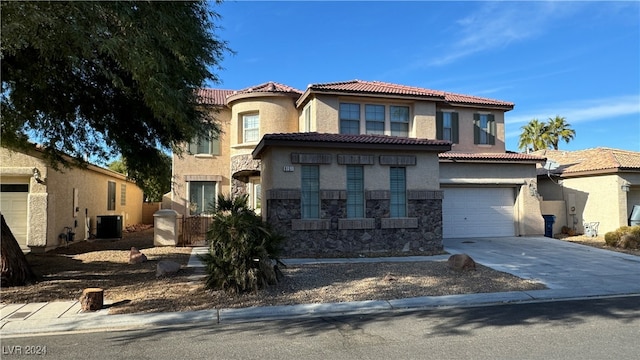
2,296,639,360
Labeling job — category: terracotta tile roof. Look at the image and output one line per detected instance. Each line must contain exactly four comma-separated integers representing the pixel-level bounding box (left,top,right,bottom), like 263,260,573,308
439,152,545,162
533,148,640,176
233,81,302,96
252,132,451,158
304,80,514,108
196,88,234,106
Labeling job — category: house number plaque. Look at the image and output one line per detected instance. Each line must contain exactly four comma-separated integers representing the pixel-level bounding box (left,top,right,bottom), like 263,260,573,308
283,165,294,172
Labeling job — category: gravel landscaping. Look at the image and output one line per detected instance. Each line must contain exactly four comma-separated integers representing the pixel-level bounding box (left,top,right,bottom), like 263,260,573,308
0,227,566,315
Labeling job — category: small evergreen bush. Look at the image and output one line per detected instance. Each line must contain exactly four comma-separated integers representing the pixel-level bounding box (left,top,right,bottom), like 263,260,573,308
199,194,285,294
604,225,640,249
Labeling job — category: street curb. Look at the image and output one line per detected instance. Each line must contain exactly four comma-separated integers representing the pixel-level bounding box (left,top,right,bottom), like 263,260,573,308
3,292,640,337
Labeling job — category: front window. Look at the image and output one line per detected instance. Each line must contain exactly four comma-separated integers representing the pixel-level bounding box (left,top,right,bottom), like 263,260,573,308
301,165,319,219
390,167,406,217
339,103,360,134
346,166,364,218
189,133,220,155
474,113,495,145
365,104,385,135
443,113,452,141
390,106,409,137
243,114,260,143
189,181,216,215
107,181,116,211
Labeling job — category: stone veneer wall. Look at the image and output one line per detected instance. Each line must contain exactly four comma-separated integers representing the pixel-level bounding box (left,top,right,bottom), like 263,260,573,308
266,189,443,257
231,154,261,197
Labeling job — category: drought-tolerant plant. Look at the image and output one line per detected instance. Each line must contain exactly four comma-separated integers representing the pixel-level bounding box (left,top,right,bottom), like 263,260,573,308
604,225,640,249
199,194,284,294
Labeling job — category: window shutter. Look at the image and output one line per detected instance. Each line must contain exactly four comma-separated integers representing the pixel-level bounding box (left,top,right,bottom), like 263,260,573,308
452,112,459,144
488,114,496,145
436,112,443,140
473,113,480,144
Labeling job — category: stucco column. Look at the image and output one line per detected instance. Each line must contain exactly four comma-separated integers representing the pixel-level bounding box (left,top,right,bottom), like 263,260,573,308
27,192,48,248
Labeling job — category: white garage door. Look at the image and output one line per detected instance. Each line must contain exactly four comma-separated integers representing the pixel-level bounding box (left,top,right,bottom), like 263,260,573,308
1,184,29,247
442,187,515,238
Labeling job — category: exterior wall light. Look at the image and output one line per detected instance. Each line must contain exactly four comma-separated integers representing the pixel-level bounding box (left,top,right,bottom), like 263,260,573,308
621,182,631,192
32,167,45,184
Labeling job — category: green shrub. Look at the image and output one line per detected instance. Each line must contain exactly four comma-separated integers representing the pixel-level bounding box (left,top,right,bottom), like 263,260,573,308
199,194,284,294
604,231,620,246
605,225,640,248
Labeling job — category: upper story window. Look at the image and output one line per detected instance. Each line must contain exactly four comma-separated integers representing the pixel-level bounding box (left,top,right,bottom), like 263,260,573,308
436,111,459,143
243,114,260,143
188,133,220,155
390,106,410,137
339,103,360,134
390,167,406,217
346,165,364,218
474,113,496,145
365,104,385,135
301,165,320,219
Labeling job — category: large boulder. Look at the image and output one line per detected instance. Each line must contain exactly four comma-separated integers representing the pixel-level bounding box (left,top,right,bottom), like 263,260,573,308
129,247,148,264
156,260,181,277
447,253,477,271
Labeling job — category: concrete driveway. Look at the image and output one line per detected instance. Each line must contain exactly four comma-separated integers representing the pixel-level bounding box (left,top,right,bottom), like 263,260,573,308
444,236,640,298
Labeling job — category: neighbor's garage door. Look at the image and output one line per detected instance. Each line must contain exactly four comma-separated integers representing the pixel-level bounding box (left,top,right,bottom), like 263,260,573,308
0,184,29,247
442,187,515,238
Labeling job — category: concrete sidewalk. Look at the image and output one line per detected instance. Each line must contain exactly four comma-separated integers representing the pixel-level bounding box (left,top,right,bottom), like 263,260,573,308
2,236,640,337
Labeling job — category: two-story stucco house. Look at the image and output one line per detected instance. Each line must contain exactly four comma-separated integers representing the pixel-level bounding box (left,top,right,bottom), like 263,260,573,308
171,80,545,257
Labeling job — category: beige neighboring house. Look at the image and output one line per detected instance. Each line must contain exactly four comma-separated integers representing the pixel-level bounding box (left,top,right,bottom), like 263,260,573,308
171,80,545,257
1,145,144,253
535,148,640,236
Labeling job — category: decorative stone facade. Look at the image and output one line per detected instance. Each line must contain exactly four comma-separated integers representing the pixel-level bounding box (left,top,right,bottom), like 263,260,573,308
231,154,261,197
266,189,443,257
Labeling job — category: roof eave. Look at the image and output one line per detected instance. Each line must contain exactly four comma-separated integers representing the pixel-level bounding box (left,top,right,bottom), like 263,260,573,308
253,139,451,159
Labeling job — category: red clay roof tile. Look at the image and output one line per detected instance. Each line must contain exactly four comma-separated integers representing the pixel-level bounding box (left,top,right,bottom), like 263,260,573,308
533,148,640,175
439,152,545,162
196,88,234,106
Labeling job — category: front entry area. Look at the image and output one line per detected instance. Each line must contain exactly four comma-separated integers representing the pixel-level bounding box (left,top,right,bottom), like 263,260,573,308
442,187,515,238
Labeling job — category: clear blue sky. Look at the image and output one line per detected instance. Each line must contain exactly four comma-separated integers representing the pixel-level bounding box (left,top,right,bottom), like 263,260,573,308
210,0,640,153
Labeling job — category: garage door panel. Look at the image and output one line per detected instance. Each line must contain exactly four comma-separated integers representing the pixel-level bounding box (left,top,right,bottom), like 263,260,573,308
0,191,29,246
443,187,515,238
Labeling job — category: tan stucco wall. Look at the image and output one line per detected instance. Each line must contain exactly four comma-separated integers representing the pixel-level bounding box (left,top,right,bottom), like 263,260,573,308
263,146,441,191
229,95,298,158
541,200,567,235
440,107,506,153
440,161,544,236
172,108,232,215
1,147,143,252
559,174,630,234
313,95,339,134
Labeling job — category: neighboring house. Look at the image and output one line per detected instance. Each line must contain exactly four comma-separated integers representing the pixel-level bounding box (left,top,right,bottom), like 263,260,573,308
535,148,640,235
171,80,545,257
1,145,144,253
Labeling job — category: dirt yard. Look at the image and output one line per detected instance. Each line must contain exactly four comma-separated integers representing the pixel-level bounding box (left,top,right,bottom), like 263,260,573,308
10,228,631,315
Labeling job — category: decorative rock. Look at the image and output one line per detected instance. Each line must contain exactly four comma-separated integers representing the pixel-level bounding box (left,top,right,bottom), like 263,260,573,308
80,288,104,311
447,253,477,271
156,260,181,277
129,247,148,264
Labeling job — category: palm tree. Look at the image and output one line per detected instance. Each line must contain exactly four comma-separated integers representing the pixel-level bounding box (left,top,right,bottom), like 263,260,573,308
518,118,549,153
546,115,576,150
